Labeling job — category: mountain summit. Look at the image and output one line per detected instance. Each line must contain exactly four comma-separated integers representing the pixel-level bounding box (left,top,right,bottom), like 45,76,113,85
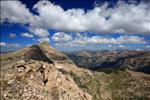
1,42,73,66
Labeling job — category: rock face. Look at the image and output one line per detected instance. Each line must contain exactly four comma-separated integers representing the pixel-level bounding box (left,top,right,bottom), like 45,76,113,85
66,50,150,74
23,45,53,63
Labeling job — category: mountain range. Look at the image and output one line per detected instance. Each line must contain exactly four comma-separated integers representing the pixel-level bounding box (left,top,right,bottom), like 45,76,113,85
66,50,150,74
0,42,150,100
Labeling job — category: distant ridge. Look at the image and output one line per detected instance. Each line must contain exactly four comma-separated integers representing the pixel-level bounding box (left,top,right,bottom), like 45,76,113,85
66,50,150,74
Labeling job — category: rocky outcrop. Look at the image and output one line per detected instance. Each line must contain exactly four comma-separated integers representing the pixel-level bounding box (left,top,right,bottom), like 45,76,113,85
1,60,92,100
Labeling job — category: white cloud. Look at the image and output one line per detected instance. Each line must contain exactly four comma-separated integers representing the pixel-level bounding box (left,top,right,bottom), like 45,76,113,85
117,44,128,50
33,1,150,34
21,33,33,38
38,37,50,42
145,45,150,48
30,28,50,42
8,44,21,48
119,45,124,48
1,0,34,24
116,35,146,44
136,49,141,51
0,42,21,49
9,33,17,38
108,44,112,48
1,1,150,34
32,28,49,38
0,42,6,46
52,32,146,47
51,32,72,42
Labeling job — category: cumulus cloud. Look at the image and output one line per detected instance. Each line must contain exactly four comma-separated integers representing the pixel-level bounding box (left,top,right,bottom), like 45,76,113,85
52,32,146,47
38,37,50,42
0,42,6,46
29,28,50,42
31,28,49,38
119,45,124,48
21,33,33,38
136,49,141,51
108,44,112,48
146,45,150,48
1,0,150,34
0,42,21,49
1,0,34,24
51,32,72,42
33,1,150,34
7,44,21,48
116,35,146,44
145,45,150,50
9,33,17,38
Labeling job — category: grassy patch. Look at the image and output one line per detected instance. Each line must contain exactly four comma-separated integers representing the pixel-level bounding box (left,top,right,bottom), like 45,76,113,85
69,71,102,100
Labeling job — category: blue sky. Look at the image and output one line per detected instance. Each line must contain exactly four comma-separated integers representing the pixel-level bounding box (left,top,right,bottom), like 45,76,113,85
0,0,150,52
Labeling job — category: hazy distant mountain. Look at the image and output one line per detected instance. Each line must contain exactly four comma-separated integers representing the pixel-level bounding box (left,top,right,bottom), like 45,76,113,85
66,50,150,74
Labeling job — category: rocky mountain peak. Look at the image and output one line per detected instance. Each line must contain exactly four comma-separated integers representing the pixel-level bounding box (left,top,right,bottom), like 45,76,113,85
23,45,54,64
1,42,73,66
1,43,92,100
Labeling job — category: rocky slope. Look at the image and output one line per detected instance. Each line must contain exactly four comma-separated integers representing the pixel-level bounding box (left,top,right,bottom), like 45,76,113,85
1,42,150,100
0,42,92,100
66,50,150,74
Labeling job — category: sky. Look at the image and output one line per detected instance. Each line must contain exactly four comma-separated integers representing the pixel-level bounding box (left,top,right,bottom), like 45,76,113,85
0,0,150,52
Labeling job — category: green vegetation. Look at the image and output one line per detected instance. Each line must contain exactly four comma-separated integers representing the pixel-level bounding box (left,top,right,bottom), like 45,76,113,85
69,71,102,100
97,68,127,74
69,69,149,100
105,70,130,99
